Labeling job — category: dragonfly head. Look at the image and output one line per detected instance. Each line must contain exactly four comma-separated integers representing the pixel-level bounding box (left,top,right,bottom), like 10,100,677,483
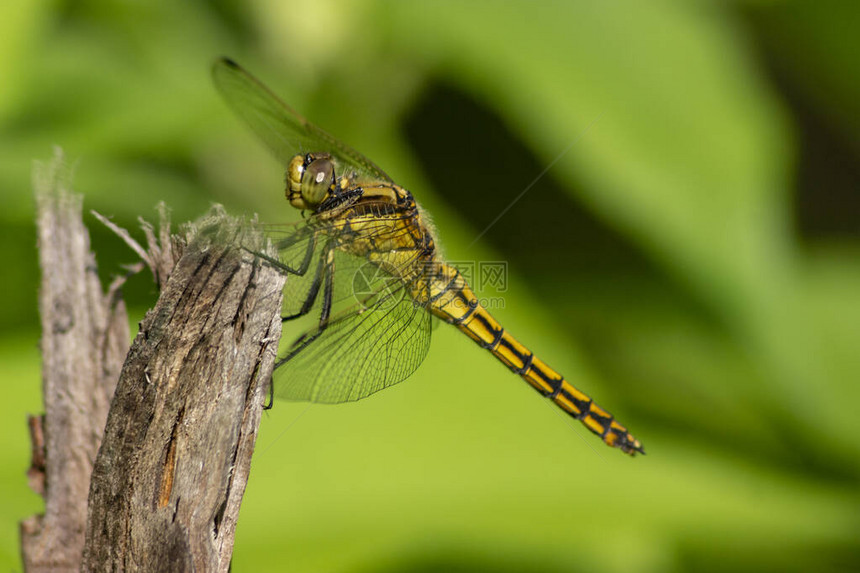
287,153,336,210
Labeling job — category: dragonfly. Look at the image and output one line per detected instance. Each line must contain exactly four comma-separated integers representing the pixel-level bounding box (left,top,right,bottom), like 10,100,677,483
213,57,644,456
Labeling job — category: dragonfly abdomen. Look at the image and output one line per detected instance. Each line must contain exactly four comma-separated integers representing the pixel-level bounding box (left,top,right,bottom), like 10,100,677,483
427,263,644,456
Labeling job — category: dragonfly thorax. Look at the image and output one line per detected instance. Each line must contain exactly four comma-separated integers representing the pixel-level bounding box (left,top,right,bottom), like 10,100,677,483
287,153,336,210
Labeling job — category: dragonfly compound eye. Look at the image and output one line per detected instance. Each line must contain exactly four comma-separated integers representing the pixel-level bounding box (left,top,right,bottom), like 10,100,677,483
301,158,335,207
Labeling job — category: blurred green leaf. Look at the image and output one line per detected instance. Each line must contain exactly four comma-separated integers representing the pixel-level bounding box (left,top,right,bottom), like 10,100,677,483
2,1,859,572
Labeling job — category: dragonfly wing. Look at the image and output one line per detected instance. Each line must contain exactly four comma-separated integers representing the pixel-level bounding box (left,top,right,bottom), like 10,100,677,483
259,222,329,318
273,247,432,404
261,212,422,318
212,58,392,183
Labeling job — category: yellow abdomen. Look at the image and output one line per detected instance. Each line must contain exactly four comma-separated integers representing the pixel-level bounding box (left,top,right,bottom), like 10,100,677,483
427,262,644,456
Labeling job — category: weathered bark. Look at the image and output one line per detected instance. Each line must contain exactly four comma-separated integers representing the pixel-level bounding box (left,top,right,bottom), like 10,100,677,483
23,151,285,572
80,208,284,572
22,152,132,572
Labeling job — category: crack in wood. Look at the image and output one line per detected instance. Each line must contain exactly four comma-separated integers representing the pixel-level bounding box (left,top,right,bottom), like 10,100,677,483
158,407,184,509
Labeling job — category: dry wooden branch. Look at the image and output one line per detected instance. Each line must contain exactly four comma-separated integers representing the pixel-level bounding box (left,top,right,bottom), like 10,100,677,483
22,151,132,572
23,151,285,572
80,210,284,572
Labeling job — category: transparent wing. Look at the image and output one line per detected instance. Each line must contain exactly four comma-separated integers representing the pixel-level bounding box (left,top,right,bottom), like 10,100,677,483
260,209,424,318
259,221,329,318
274,283,432,403
212,57,392,183
271,238,433,404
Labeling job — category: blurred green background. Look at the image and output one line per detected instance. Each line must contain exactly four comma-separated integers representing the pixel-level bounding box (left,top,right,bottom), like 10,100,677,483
2,0,859,571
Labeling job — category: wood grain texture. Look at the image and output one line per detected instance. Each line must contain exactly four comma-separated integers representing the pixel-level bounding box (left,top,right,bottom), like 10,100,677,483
22,153,131,572
23,151,286,572
80,208,285,572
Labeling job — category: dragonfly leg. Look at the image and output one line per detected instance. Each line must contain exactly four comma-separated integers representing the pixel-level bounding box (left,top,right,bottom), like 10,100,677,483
282,248,334,358
268,247,335,408
246,230,317,276
281,248,327,322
